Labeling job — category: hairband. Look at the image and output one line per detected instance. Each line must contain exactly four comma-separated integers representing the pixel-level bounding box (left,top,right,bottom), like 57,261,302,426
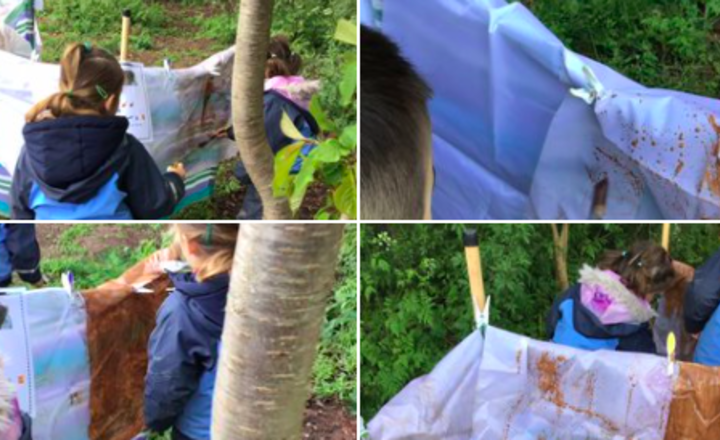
96,85,109,100
204,225,213,246
83,42,92,53
65,89,74,98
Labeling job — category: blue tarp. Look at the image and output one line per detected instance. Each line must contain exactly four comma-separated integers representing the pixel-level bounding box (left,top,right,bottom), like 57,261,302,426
363,0,720,219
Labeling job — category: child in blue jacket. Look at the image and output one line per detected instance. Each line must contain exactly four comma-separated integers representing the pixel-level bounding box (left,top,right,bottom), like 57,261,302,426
547,241,675,354
684,249,720,366
143,224,239,440
0,224,43,288
11,43,185,220
218,35,320,219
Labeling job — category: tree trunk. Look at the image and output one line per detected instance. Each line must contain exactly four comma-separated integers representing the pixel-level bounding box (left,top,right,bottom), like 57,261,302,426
212,224,345,439
232,0,292,219
551,224,570,291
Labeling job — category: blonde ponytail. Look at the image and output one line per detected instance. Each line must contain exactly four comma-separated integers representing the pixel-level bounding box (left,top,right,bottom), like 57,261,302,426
26,43,125,123
172,224,240,281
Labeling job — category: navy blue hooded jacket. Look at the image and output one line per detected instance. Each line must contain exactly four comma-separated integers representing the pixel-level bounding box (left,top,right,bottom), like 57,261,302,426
684,250,720,365
547,284,656,354
230,90,320,184
11,116,185,220
0,224,42,287
144,272,229,440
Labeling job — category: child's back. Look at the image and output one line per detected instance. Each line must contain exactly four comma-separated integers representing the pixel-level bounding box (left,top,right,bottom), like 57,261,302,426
145,272,228,440
144,225,238,440
11,43,185,220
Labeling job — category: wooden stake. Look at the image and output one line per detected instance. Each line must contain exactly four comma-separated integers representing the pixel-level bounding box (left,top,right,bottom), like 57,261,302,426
120,9,132,62
463,230,486,313
550,224,570,291
662,223,671,251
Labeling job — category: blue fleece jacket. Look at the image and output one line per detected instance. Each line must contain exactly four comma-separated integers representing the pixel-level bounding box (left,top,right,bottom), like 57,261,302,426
11,116,184,220
144,272,229,440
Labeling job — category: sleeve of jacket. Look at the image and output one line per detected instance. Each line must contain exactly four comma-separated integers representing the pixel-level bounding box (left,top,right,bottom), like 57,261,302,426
10,150,36,220
546,288,571,340
617,324,656,354
5,224,42,284
121,137,186,219
144,295,211,433
684,250,720,334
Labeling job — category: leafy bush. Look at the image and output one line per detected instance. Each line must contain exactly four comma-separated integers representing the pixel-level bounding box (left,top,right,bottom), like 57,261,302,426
273,20,357,220
517,0,720,97
313,225,358,408
361,224,720,418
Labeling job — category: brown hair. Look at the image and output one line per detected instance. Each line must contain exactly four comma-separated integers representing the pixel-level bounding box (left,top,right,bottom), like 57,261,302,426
25,43,125,123
265,35,302,79
597,241,675,298
360,26,433,219
172,224,240,281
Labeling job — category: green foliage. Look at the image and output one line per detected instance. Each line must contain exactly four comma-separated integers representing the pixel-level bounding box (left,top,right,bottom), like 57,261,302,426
273,20,358,220
517,0,720,97
361,224,720,419
313,226,358,409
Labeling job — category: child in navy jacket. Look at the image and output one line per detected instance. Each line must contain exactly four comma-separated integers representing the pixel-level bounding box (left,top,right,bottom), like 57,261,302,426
684,249,720,366
144,224,239,440
11,43,185,220
219,35,320,219
548,241,675,354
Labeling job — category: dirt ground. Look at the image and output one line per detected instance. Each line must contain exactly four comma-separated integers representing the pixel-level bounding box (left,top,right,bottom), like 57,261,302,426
33,224,356,439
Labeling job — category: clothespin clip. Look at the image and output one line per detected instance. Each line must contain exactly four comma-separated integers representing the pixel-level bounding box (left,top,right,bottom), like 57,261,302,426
667,332,676,376
570,65,606,105
62,272,74,294
464,229,490,335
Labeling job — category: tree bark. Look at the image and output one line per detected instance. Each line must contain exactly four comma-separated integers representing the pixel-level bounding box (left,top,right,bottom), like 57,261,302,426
232,0,292,219
212,224,345,439
551,224,570,291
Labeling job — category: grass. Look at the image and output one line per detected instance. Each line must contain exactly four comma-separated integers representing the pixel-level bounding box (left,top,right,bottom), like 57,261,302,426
34,0,356,219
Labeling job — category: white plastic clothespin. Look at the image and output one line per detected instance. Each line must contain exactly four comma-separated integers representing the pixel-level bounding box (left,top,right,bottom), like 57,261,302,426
570,65,606,105
475,295,491,333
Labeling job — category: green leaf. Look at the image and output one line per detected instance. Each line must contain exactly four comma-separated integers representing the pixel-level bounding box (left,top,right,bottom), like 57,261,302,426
334,19,357,46
272,141,304,197
320,162,345,187
339,61,357,107
339,124,357,150
309,94,336,133
312,139,343,163
333,170,356,219
280,111,312,142
290,159,317,213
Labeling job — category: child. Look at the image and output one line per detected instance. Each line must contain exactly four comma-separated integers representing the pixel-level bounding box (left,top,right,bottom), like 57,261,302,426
144,224,239,440
684,249,720,366
0,308,32,440
11,43,186,220
0,224,43,288
219,35,320,219
360,26,434,220
547,241,675,353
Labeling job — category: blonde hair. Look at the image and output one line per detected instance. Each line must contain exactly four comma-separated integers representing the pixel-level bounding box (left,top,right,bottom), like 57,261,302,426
172,224,240,281
25,43,125,123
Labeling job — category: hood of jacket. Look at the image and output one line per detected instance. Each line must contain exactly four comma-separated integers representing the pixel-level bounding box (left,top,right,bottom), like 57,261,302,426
168,272,230,338
578,265,656,326
21,116,130,204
